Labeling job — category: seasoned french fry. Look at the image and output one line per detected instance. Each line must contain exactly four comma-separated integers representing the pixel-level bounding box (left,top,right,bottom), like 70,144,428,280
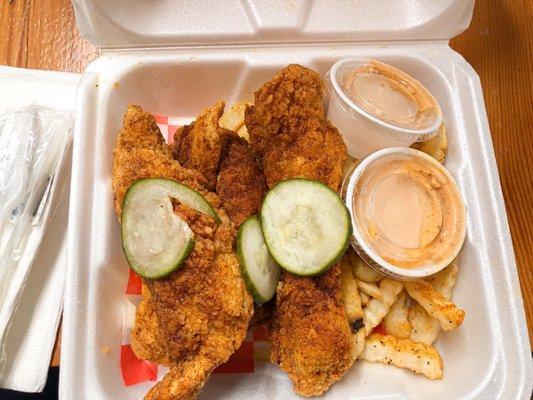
409,303,442,345
219,101,249,132
425,260,458,299
363,279,403,336
360,291,370,306
383,291,411,339
409,262,459,344
361,333,443,380
411,122,448,164
340,256,363,322
404,279,464,331
357,280,382,299
340,253,367,362
237,124,249,141
352,328,366,361
342,156,361,180
344,247,383,283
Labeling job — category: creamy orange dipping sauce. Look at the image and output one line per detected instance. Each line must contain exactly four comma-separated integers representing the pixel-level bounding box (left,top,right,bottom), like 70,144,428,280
342,60,441,131
352,151,466,269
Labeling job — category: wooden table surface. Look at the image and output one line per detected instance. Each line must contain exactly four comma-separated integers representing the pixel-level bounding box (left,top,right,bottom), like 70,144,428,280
1,1,532,369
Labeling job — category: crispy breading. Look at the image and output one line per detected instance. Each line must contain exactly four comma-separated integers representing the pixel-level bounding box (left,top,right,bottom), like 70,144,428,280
361,333,443,379
216,134,267,228
215,130,269,325
172,101,228,190
144,357,213,400
245,64,347,190
113,105,253,400
404,279,464,331
112,105,206,217
271,270,355,397
131,284,175,367
246,65,353,396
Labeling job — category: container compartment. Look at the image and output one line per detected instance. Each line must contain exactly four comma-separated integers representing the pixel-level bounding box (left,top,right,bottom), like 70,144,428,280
61,44,532,400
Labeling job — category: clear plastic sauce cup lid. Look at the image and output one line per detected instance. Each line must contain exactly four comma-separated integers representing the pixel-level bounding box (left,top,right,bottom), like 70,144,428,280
345,148,466,277
330,59,443,139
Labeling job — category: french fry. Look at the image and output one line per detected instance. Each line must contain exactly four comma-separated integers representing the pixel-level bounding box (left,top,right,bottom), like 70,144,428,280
360,291,370,306
409,263,459,344
342,156,361,180
363,278,403,336
219,101,249,132
361,333,443,380
383,291,411,339
344,247,383,283
404,279,464,331
425,261,458,299
237,124,249,141
340,254,367,362
340,256,364,322
411,122,448,164
357,280,382,299
352,328,366,361
409,303,442,345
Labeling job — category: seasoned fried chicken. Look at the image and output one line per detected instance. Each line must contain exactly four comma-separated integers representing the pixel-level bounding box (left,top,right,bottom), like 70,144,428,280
113,105,253,400
245,64,346,191
245,64,354,396
271,270,355,396
112,106,206,217
131,284,175,367
216,133,267,228
172,100,231,190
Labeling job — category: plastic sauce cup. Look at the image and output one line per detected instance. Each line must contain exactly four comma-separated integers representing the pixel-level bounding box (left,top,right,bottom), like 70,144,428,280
343,147,466,280
326,58,443,159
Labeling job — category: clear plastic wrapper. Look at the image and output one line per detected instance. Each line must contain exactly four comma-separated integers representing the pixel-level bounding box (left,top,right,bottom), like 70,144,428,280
0,106,73,312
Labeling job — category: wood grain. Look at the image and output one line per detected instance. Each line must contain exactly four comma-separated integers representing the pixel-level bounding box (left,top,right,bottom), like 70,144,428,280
450,1,533,346
0,1,531,370
0,0,98,72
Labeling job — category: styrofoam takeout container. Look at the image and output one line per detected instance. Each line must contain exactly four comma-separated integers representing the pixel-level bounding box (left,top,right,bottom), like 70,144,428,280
61,1,532,399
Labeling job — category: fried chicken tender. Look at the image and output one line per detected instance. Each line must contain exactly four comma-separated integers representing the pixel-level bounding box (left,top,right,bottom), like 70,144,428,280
131,285,175,367
113,105,253,400
271,270,355,396
246,65,353,396
216,133,267,228
245,64,346,191
215,128,269,324
172,100,232,190
112,105,206,216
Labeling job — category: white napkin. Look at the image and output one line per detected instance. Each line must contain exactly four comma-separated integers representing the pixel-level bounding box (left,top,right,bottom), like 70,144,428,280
0,154,70,391
0,67,79,392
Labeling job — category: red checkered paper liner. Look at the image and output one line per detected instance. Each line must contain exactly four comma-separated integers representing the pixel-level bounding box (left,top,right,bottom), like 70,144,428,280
119,115,270,387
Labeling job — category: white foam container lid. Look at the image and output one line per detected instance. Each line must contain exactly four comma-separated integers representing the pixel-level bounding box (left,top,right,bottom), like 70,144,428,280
61,1,533,399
